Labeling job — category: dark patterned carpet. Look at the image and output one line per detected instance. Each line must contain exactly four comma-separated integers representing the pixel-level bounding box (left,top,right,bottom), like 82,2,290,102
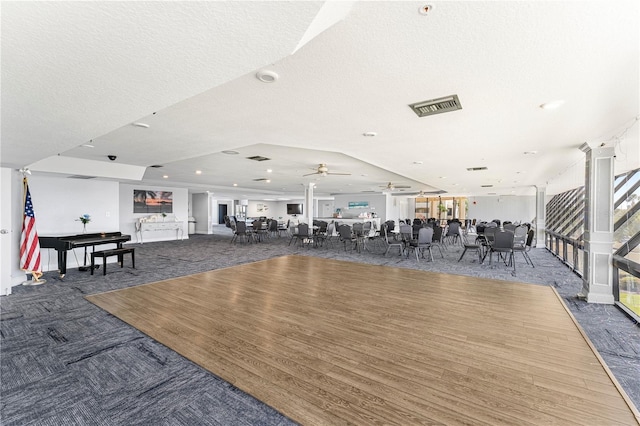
1,230,639,425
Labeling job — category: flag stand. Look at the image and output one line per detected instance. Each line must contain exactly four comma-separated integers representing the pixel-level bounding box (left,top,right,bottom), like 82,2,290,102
21,273,46,286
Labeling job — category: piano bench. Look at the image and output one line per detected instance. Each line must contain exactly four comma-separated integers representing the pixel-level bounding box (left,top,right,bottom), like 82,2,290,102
90,248,135,276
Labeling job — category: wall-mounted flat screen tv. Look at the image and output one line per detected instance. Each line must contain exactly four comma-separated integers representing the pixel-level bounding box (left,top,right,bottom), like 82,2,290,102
287,203,303,215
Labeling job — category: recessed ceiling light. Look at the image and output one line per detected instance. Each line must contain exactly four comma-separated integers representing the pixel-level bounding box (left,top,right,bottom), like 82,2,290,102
233,183,238,186
539,100,565,110
163,175,168,179
132,122,150,128
195,170,202,175
256,70,278,83
266,169,272,173
265,179,271,183
363,132,377,137
222,150,239,155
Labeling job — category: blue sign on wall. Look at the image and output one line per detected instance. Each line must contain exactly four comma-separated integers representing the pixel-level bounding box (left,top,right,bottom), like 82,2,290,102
348,201,369,209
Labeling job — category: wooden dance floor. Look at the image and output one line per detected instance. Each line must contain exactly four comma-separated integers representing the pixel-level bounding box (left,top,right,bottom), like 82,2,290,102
87,255,639,425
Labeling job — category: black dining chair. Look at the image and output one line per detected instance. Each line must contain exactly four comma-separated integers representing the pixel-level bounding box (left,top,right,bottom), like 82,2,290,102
408,227,434,261
513,227,535,267
337,224,356,252
458,233,483,264
488,229,515,272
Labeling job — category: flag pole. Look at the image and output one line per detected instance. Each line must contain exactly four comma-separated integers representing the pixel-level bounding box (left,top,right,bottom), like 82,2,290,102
20,173,46,285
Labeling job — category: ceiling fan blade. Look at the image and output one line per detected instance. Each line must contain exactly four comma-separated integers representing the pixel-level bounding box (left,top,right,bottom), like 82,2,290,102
394,185,411,189
326,172,351,176
302,172,319,177
391,189,447,196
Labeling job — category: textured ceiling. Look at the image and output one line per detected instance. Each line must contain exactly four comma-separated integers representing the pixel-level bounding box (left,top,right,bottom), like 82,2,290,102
2,1,638,199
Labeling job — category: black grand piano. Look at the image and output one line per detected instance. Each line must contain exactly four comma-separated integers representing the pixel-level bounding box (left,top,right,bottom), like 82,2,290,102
40,232,131,277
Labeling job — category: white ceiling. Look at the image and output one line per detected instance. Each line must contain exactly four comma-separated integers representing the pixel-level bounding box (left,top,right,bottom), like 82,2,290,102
2,1,638,200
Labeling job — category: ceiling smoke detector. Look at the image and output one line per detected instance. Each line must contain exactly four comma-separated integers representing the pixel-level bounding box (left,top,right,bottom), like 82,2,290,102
256,70,279,83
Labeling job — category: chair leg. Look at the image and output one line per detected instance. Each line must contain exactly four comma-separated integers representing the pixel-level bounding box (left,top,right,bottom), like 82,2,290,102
458,247,468,262
524,251,534,267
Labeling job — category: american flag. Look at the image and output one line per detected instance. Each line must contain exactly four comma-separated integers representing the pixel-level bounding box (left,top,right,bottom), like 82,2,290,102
20,178,43,280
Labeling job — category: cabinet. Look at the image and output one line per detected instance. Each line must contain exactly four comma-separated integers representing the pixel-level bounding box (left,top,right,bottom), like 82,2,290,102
135,220,184,243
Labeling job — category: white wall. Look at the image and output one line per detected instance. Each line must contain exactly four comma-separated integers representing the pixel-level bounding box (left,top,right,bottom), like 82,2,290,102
15,175,122,273
243,199,305,223
332,194,386,221
0,168,26,293
317,199,335,218
467,195,536,224
119,183,189,243
192,193,209,234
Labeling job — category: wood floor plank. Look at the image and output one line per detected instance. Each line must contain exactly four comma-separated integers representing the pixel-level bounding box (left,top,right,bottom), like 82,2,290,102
87,255,640,425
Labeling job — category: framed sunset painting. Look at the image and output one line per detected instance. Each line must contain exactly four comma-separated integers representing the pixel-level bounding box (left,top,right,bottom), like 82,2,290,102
133,190,173,214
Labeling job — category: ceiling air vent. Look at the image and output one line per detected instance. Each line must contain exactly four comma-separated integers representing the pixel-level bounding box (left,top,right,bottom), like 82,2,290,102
68,175,96,179
246,155,271,162
149,164,163,168
253,178,269,182
409,94,462,117
481,184,493,188
466,166,488,171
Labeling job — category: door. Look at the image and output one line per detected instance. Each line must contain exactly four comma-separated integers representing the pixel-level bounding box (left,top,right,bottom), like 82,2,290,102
218,204,228,225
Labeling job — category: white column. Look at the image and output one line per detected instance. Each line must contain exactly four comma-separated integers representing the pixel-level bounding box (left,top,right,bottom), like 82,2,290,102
304,183,314,227
580,145,615,304
534,186,546,248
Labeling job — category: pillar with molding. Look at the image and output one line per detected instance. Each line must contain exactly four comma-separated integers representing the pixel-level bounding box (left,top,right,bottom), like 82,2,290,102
304,183,314,227
580,144,616,304
534,186,546,248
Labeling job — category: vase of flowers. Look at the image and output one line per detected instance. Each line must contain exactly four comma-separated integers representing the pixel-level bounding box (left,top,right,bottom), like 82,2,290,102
77,214,91,233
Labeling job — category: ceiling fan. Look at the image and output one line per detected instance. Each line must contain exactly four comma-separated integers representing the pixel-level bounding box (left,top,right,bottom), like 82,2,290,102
380,182,411,191
392,189,447,197
303,163,351,177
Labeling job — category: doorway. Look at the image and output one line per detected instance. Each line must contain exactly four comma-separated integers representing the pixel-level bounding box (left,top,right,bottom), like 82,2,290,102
218,204,228,225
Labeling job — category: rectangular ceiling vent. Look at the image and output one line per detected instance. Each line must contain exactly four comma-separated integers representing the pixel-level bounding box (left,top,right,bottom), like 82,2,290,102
409,94,462,117
253,178,269,181
68,175,96,179
149,164,163,168
481,184,493,188
466,166,488,171
246,155,271,162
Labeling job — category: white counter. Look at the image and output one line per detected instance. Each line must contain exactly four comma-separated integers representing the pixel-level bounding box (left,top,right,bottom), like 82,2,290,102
316,217,381,229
